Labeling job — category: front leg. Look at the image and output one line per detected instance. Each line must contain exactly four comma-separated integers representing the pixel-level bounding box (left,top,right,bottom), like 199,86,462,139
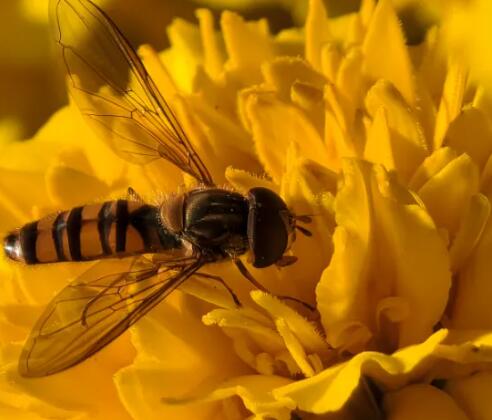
194,272,241,307
233,259,316,312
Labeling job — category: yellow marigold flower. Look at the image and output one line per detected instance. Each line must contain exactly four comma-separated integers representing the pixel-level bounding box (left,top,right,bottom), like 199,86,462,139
2,0,492,419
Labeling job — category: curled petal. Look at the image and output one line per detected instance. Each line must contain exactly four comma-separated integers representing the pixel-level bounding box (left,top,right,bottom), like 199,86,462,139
273,329,492,415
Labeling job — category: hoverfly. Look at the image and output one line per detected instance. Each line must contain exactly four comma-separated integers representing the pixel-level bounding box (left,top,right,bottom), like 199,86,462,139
3,0,312,377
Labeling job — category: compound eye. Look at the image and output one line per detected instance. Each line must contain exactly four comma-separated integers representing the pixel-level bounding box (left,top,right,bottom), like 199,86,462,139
247,187,290,268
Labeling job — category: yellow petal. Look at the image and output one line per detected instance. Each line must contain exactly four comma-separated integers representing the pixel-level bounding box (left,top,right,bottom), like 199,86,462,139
449,204,492,328
376,297,410,327
324,83,358,166
336,47,364,125
35,106,125,185
251,291,330,357
116,360,227,420
414,80,437,150
305,0,331,71
449,193,490,272
0,307,31,345
359,0,376,28
417,154,479,236
237,84,275,134
161,18,202,93
0,119,22,146
221,11,273,85
320,43,341,82
444,107,492,170
364,106,394,170
433,58,468,149
5,337,133,420
203,308,285,354
0,368,83,419
116,291,249,418
317,160,450,352
445,371,492,420
481,153,492,195
291,82,324,135
472,86,492,119
409,147,457,191
179,275,239,310
384,384,469,420
139,44,178,99
274,26,304,58
316,160,372,352
362,0,416,106
345,13,364,46
184,97,260,184
417,26,446,102
275,318,315,377
369,165,450,347
164,374,294,419
191,65,231,111
279,151,336,303
246,94,329,183
0,169,48,227
196,9,226,80
46,165,111,209
365,80,428,181
262,56,326,103
126,160,183,201
132,292,247,371
0,137,57,174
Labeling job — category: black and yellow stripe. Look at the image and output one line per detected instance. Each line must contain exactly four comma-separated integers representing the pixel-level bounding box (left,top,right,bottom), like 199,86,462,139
3,200,181,264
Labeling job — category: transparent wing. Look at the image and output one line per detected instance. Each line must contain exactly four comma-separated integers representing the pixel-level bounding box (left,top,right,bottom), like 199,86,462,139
19,256,203,377
50,0,213,185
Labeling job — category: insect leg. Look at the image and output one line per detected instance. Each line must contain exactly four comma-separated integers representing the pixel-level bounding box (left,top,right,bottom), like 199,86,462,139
194,272,241,307
234,259,268,292
233,259,316,312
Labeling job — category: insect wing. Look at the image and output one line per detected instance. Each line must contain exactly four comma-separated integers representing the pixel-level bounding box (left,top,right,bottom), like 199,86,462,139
50,0,213,185
19,257,202,377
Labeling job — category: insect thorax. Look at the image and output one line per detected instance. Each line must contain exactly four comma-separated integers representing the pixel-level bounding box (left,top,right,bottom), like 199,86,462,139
160,188,249,260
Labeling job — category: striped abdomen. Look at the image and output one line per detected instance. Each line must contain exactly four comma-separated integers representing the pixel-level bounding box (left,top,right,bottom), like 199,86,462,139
3,200,181,264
